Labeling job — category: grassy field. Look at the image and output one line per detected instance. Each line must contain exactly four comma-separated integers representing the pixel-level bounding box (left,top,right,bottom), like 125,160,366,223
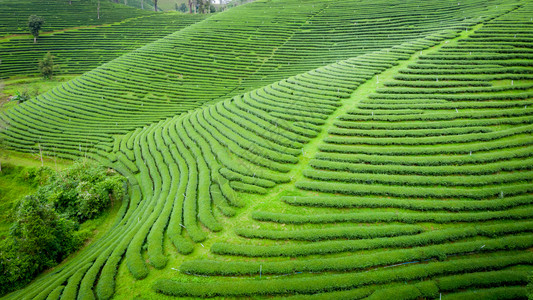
1,0,532,298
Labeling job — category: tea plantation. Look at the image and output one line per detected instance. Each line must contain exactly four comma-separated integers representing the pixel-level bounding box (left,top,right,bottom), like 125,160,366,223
1,0,532,298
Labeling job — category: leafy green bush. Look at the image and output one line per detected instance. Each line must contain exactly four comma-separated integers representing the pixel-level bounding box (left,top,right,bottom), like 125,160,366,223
0,195,83,295
0,160,124,296
39,160,125,222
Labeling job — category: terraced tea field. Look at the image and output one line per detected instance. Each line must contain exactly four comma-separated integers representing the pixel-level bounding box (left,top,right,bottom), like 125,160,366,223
1,0,532,298
0,0,206,78
0,13,206,78
0,0,150,36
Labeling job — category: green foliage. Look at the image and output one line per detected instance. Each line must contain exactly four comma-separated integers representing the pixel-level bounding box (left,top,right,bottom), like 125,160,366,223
0,196,82,295
39,160,125,222
178,3,187,12
0,164,52,234
4,0,533,299
28,15,44,42
0,160,124,296
38,52,58,80
11,90,31,103
10,195,82,263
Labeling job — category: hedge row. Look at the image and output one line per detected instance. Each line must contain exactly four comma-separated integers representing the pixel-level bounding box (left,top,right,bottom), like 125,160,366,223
252,206,533,224
234,224,424,241
303,168,532,187
211,221,533,257
181,235,533,276
281,195,533,211
153,253,533,297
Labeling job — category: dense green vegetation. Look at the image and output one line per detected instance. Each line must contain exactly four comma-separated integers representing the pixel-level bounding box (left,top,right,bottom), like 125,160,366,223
0,160,124,296
0,0,531,298
0,164,48,235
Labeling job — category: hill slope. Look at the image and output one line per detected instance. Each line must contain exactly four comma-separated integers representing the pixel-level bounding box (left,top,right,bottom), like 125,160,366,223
2,0,532,299
0,0,151,37
0,13,206,78
153,4,533,297
2,0,512,158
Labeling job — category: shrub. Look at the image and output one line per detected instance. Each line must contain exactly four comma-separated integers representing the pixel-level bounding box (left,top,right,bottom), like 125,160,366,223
0,160,124,296
38,52,58,79
42,160,125,222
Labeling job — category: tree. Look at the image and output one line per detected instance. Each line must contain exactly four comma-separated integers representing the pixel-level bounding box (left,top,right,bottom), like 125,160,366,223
179,3,188,12
154,0,158,11
0,194,81,295
28,15,44,44
38,52,58,79
197,0,210,13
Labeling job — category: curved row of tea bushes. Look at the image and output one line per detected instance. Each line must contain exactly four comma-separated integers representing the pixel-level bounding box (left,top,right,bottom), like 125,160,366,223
211,221,533,257
149,3,532,298
2,0,511,160
299,4,533,204
181,235,533,276
5,1,529,299
0,0,150,37
5,28,420,298
153,253,533,297
281,195,533,211
252,206,533,224
0,13,207,78
234,224,424,241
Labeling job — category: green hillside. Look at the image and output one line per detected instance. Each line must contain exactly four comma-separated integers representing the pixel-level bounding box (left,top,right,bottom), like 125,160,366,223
0,0,151,37
0,13,206,78
1,0,532,298
2,0,510,158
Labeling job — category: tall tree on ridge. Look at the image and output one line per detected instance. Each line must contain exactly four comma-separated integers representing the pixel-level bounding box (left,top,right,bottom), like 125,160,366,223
28,15,44,44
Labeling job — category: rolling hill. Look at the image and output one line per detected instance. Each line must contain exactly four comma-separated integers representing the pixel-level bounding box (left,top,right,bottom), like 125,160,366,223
1,0,532,298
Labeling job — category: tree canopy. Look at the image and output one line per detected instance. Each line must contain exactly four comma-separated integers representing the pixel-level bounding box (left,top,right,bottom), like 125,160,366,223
28,15,44,43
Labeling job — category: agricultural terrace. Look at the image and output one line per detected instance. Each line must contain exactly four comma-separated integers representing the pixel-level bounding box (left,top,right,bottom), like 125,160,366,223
2,0,510,159
1,0,532,299
0,13,206,78
0,0,151,37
